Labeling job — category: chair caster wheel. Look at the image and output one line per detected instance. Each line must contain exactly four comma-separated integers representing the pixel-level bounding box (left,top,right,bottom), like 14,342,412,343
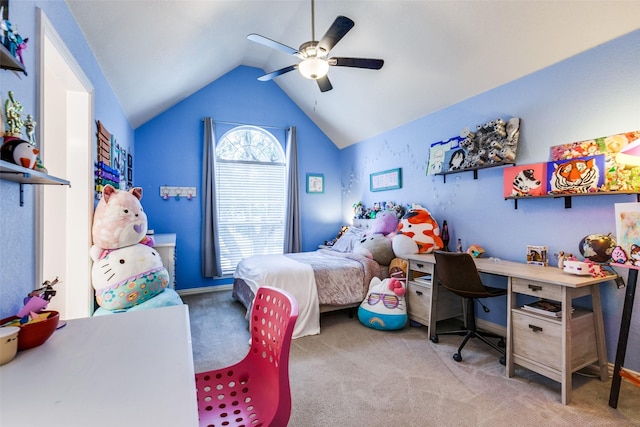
499,356,506,365
453,353,462,362
430,335,439,343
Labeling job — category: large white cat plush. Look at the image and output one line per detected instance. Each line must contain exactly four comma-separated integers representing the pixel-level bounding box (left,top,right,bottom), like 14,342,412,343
91,242,169,310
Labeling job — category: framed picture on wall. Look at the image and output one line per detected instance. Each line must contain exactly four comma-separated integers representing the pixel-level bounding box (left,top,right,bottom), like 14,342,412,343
306,173,324,194
370,168,402,192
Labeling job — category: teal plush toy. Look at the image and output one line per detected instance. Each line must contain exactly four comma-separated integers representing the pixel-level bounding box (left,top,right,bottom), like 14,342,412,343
358,277,407,331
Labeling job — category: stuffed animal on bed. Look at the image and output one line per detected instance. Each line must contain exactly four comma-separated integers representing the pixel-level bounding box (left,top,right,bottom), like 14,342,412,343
353,233,395,266
358,277,407,330
391,205,444,257
366,211,399,236
91,242,170,310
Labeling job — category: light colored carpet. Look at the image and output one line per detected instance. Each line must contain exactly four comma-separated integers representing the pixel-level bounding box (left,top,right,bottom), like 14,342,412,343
182,290,640,427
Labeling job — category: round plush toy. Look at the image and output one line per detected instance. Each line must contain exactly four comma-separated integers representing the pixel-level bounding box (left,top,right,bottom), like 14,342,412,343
91,185,148,257
367,211,399,236
91,243,169,310
1,137,39,169
353,234,395,266
358,277,407,330
392,205,444,257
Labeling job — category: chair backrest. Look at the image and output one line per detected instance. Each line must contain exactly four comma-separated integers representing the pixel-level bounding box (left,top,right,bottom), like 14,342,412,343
434,251,492,299
195,286,298,427
247,286,299,425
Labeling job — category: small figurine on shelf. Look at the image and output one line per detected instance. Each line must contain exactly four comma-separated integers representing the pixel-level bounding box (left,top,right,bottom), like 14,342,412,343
4,91,24,138
24,114,36,145
457,238,463,253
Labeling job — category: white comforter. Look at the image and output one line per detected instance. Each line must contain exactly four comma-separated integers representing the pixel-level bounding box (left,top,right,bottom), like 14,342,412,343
234,254,320,339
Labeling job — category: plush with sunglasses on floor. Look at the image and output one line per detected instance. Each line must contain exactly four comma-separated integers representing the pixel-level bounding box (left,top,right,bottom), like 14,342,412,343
358,277,407,331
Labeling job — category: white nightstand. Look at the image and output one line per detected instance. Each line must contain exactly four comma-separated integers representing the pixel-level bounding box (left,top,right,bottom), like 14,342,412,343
153,233,177,289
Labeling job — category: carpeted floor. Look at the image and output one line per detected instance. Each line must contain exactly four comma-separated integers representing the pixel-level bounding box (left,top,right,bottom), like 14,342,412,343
182,290,640,427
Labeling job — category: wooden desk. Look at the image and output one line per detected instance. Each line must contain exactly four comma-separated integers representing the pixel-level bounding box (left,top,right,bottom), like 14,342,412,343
407,253,615,405
0,305,198,427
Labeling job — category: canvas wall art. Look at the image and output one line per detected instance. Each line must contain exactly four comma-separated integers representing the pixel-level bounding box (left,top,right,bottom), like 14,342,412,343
546,155,605,194
550,130,640,191
503,163,547,197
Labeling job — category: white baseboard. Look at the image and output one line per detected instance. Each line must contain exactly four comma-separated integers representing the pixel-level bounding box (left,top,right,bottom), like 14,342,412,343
176,284,233,296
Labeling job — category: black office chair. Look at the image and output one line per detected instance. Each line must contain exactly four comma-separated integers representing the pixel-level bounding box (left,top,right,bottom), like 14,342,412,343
433,251,506,363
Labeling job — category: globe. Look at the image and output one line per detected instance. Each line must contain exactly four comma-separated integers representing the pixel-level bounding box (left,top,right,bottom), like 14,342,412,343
578,233,616,263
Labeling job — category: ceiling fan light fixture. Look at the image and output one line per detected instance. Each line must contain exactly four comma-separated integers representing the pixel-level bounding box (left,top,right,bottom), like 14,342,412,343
298,57,329,80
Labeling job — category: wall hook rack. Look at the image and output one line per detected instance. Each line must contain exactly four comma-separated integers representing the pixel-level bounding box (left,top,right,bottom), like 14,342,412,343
160,186,196,200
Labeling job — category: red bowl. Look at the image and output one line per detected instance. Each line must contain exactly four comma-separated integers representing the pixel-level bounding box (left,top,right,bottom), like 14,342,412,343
0,311,60,350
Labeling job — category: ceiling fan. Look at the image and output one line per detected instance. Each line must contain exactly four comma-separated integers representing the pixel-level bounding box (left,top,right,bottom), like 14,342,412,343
247,0,384,92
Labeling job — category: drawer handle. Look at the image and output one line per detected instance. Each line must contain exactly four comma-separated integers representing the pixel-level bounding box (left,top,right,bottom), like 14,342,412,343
528,324,543,333
415,291,423,296
416,263,424,269
528,284,543,292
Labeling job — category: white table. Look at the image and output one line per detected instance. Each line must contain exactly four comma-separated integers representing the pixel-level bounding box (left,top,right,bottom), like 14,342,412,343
0,305,198,426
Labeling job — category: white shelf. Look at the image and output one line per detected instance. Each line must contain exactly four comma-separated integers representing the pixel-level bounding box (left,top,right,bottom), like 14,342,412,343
0,159,70,206
0,159,70,185
0,43,26,74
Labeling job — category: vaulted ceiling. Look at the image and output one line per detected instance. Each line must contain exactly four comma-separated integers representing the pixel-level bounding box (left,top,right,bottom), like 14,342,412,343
66,1,640,149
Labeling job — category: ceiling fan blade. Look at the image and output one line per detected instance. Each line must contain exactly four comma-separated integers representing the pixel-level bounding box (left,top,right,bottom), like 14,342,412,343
247,33,299,56
329,57,384,70
258,65,298,81
316,75,333,92
317,16,354,54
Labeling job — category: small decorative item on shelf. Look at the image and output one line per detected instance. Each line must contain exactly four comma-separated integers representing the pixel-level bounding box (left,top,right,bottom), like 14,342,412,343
1,6,29,76
526,245,548,266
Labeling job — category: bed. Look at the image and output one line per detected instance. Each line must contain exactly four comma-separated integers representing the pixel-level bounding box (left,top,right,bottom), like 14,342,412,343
232,221,389,339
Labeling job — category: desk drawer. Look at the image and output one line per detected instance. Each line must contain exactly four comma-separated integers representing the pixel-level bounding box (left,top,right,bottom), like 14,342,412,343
512,310,597,371
512,278,562,300
512,311,562,369
409,260,434,275
407,281,431,325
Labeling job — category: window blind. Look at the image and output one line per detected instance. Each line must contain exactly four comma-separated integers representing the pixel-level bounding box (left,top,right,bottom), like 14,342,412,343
216,160,286,275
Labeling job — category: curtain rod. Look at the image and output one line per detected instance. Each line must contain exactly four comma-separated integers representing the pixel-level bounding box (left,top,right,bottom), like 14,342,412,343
202,118,289,131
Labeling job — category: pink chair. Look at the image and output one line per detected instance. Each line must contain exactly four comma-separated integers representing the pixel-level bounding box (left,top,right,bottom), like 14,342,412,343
195,286,299,427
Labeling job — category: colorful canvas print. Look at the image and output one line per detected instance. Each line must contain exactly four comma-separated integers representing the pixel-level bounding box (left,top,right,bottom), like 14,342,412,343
550,131,640,191
503,164,547,197
614,202,640,267
546,155,605,194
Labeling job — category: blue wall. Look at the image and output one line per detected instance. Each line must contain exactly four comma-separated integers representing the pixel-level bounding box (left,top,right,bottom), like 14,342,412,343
134,66,341,290
0,0,133,319
340,29,640,369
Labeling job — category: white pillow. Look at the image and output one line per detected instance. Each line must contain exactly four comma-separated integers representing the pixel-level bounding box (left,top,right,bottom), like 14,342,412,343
331,226,365,253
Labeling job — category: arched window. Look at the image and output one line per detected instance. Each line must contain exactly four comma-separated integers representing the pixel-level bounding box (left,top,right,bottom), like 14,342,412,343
215,126,286,274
